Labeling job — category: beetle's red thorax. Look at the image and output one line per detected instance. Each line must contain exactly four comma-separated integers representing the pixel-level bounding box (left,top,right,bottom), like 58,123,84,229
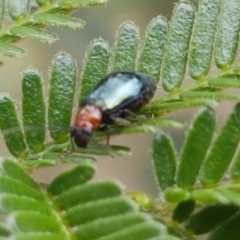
74,105,102,130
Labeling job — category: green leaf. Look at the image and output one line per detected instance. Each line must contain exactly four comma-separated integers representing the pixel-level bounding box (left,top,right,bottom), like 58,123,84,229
190,187,240,205
0,175,44,201
172,200,195,223
14,233,65,240
0,93,26,158
48,52,77,143
64,197,136,226
73,143,131,156
207,210,240,240
137,16,168,81
47,163,95,196
9,212,60,233
55,180,123,210
189,0,220,79
8,0,30,20
230,146,240,181
33,13,85,29
0,194,50,214
199,103,240,187
0,0,5,28
0,158,39,189
185,204,239,235
10,26,58,43
57,0,109,8
180,90,240,101
164,188,190,203
147,98,218,113
0,42,25,57
177,107,216,188
95,222,165,240
73,213,150,240
162,1,195,92
111,22,139,71
79,39,110,102
22,67,46,153
152,133,176,190
214,0,240,68
208,77,240,88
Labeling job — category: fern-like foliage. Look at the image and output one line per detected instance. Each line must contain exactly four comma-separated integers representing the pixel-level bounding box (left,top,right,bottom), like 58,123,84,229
0,0,109,62
0,158,176,240
152,105,240,240
0,0,240,239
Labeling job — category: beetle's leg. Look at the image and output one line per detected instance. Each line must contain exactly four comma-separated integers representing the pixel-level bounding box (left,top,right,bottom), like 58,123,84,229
121,109,137,118
70,135,75,152
106,125,114,157
62,136,74,157
110,115,132,126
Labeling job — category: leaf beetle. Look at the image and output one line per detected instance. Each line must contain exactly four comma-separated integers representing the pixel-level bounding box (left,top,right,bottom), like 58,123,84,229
70,71,157,149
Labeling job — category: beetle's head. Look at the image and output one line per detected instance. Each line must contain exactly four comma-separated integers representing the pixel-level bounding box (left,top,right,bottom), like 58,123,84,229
70,126,92,148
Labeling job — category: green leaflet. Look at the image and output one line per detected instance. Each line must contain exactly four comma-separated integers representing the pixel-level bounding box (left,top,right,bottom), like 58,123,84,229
55,180,123,210
95,222,165,240
64,197,136,226
0,175,44,201
33,13,85,29
164,188,190,203
147,99,217,113
79,39,110,102
199,103,240,186
137,16,168,81
0,159,39,189
10,26,58,43
111,22,139,71
9,212,61,233
22,67,45,153
190,187,240,205
0,42,25,57
180,90,240,101
152,133,176,190
172,200,195,223
0,194,50,214
161,1,195,92
189,0,220,79
8,0,29,20
214,0,240,68
185,204,239,235
177,107,216,188
73,213,150,240
208,77,240,88
48,52,77,143
47,163,96,196
207,210,240,240
0,0,5,28
57,0,109,8
0,93,26,158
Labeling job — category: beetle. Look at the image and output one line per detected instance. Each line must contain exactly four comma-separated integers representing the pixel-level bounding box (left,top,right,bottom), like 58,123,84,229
70,71,157,149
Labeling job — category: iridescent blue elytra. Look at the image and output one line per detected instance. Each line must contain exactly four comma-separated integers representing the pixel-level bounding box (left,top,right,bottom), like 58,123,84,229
70,71,156,148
